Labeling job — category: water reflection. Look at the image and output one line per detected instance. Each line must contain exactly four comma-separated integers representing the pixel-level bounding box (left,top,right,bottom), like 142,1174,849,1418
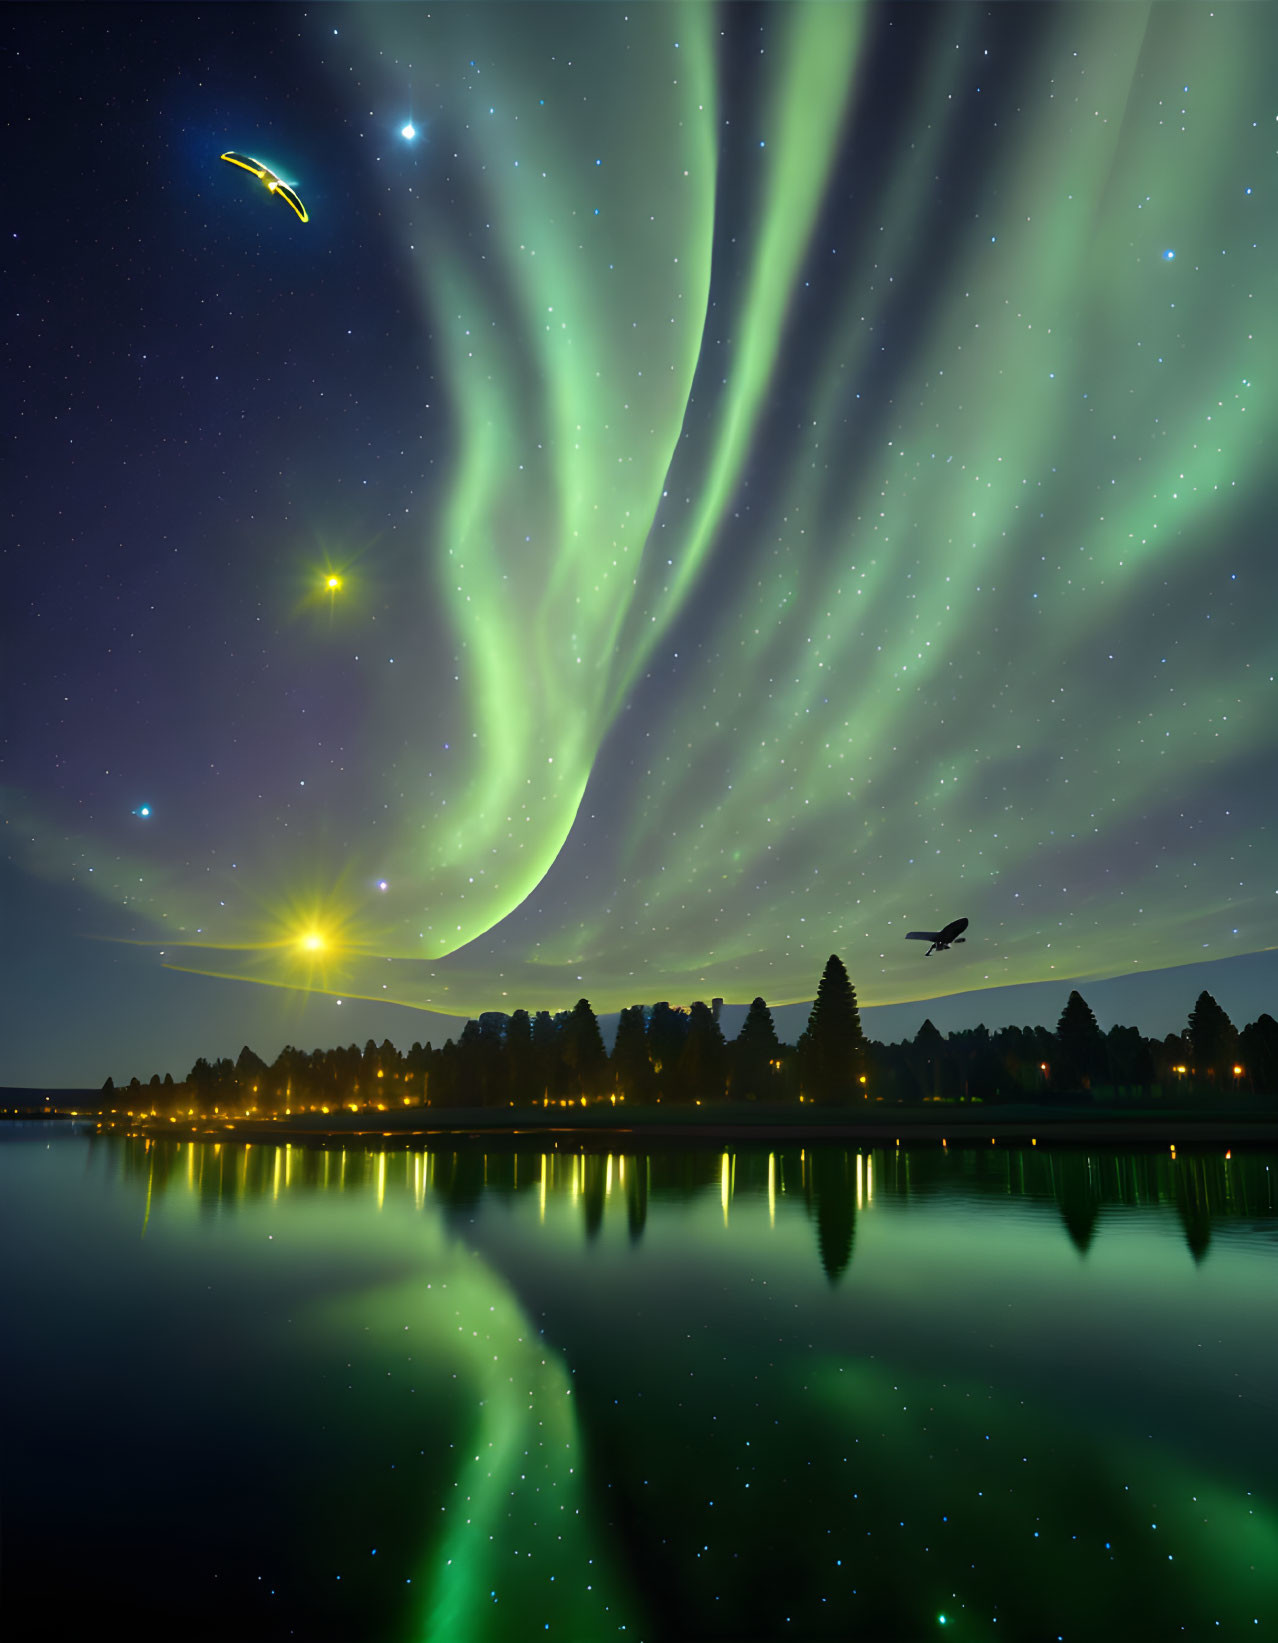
105,1134,1278,1271
6,1129,1278,1642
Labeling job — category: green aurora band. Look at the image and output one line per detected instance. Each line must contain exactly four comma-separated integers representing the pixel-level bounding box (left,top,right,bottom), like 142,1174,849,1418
35,2,1278,1020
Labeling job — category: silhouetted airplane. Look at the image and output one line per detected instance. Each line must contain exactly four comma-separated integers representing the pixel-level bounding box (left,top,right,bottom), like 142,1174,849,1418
905,916,968,956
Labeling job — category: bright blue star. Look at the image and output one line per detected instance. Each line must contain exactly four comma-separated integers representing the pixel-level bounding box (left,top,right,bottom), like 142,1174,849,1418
401,122,417,141
133,804,152,819
1162,248,1175,260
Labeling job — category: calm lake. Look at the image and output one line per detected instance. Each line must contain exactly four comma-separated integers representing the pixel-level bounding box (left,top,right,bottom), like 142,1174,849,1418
2,1126,1275,1641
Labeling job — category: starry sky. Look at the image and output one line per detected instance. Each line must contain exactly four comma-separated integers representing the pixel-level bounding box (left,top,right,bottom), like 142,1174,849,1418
4,2,1276,1086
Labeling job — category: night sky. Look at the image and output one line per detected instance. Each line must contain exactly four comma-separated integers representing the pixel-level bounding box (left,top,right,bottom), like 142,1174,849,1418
4,2,1276,1087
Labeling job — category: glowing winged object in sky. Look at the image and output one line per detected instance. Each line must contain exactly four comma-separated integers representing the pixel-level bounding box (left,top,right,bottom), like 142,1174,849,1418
220,152,308,222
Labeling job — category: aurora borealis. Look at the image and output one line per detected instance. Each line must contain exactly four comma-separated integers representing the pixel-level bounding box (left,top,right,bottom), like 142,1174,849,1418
5,2,1276,1079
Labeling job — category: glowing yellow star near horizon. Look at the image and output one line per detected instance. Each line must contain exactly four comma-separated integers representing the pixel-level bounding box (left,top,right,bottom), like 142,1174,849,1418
220,152,309,223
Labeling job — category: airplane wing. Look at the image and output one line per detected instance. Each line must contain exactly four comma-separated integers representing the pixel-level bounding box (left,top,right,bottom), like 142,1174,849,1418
905,931,940,942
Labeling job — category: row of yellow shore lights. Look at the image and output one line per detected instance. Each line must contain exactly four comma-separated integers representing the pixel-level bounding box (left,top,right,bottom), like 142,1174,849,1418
127,1076,877,1122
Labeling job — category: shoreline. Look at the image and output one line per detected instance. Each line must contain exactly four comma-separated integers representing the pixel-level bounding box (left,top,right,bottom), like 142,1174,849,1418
68,1101,1278,1148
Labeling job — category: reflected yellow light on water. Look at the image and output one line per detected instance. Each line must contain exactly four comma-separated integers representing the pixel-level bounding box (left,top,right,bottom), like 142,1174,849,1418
721,1151,730,1226
768,1152,776,1227
141,1153,154,1239
273,1148,282,1201
376,1151,386,1211
867,1152,873,1204
540,1153,547,1223
856,1151,864,1211
605,1155,613,1198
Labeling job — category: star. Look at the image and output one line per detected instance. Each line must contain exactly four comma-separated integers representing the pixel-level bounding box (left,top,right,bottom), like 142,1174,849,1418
401,122,417,141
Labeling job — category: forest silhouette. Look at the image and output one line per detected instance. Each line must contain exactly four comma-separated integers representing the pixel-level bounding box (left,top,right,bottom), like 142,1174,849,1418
99,956,1277,1115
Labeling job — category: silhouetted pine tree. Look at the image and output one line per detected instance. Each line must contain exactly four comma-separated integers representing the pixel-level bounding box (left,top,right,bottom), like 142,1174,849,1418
647,1002,688,1097
563,999,608,1096
798,955,866,1103
532,1010,565,1099
1187,991,1238,1088
677,1001,728,1101
505,1009,536,1103
611,1005,654,1100
731,997,781,1099
909,1018,944,1101
1055,990,1105,1092
1239,1013,1278,1096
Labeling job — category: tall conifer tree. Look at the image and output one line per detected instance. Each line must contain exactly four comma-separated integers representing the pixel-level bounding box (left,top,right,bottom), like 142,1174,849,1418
799,955,865,1102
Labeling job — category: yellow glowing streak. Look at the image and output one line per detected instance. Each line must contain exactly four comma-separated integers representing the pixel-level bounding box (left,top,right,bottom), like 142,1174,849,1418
220,151,309,223
326,575,343,591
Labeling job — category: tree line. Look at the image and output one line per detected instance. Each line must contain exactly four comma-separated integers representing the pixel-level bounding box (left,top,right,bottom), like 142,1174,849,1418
99,955,1278,1113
